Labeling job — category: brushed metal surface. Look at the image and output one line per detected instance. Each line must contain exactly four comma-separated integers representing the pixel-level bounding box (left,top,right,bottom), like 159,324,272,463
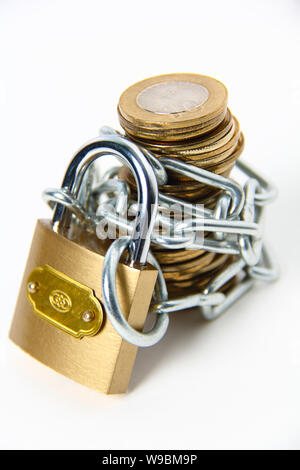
9,219,157,394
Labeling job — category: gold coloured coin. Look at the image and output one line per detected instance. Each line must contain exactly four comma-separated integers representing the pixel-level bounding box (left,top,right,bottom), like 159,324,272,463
117,74,245,295
118,74,228,141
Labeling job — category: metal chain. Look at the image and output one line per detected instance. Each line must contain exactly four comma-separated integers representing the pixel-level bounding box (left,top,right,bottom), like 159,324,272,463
43,128,278,342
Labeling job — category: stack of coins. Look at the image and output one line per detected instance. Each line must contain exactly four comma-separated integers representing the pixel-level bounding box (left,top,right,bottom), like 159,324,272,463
117,74,244,296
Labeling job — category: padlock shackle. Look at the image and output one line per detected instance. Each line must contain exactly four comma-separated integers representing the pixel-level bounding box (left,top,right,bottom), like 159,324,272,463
53,135,158,265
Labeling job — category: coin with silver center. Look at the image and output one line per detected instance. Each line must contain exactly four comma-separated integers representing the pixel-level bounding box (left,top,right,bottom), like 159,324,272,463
118,73,243,295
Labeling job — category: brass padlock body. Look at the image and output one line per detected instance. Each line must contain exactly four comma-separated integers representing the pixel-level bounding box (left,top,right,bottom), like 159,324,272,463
10,219,157,394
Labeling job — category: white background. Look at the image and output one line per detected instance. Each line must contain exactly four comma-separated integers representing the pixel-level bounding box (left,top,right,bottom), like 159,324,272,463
0,0,299,450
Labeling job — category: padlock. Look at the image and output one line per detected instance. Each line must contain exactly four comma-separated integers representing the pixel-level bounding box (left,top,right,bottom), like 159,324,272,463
9,135,169,394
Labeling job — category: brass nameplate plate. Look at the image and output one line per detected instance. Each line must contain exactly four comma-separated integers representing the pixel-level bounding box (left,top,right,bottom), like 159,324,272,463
27,265,103,339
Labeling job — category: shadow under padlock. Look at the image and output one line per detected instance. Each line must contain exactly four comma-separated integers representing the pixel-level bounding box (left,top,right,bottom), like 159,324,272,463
9,136,168,394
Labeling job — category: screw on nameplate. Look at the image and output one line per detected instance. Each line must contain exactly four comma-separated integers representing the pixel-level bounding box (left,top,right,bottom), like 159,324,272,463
26,265,103,339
